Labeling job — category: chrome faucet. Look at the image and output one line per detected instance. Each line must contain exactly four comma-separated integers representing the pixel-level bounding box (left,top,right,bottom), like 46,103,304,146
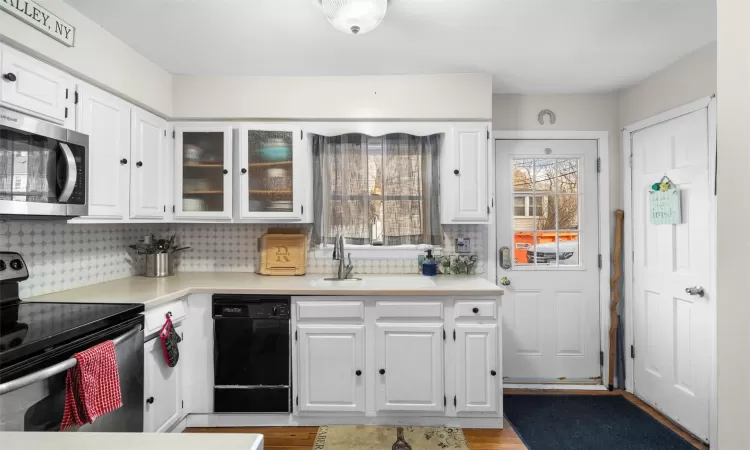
332,233,354,280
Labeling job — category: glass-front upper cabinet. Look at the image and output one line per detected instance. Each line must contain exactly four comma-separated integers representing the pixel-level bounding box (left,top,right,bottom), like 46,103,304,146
238,124,304,221
173,124,233,220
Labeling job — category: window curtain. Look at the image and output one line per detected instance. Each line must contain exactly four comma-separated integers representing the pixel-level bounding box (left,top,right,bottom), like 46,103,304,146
312,133,442,246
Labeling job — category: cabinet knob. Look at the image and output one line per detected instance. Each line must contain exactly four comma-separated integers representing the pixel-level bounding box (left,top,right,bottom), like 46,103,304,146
472,307,479,313
3,73,16,82
136,161,143,168
241,168,247,174
491,370,497,376
146,396,154,404
453,169,460,175
120,158,128,165
355,370,362,376
379,369,385,375
223,169,228,174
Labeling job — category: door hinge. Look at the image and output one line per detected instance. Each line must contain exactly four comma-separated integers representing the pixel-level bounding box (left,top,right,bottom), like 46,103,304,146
487,206,490,215
163,205,166,213
600,351,604,366
629,152,633,167
300,129,303,139
172,205,175,213
295,396,298,406
443,329,446,340
295,330,298,341
301,205,304,214
65,88,68,99
453,395,457,407
630,345,635,359
64,107,68,118
598,254,602,269
181,400,184,409
597,157,601,173
172,130,176,139
74,91,78,104
452,329,456,341
164,130,166,137
444,396,447,407
486,129,490,140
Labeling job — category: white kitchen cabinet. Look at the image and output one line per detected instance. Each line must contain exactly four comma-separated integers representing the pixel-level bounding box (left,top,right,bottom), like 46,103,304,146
0,44,75,128
455,324,499,413
442,124,491,223
237,123,310,222
375,323,444,412
144,324,183,433
173,124,233,220
76,83,131,220
297,325,365,413
131,107,168,219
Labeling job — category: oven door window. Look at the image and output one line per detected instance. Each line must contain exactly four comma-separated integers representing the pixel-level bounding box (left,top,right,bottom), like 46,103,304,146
1,126,68,204
214,318,289,386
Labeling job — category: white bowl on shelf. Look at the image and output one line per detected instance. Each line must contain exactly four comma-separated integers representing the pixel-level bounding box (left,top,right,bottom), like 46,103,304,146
184,145,204,162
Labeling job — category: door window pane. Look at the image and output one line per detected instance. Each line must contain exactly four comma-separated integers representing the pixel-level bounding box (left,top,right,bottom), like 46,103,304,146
182,131,225,212
510,156,583,268
247,130,293,213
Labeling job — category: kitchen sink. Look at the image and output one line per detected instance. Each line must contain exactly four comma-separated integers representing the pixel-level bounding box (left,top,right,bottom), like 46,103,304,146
309,276,436,289
310,278,366,287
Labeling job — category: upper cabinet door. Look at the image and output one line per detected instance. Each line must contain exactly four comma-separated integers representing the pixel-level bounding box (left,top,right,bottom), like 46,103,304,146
131,107,167,219
173,124,233,220
443,124,490,223
455,324,499,413
375,323,444,412
238,124,304,221
297,325,365,413
0,45,74,126
76,84,131,220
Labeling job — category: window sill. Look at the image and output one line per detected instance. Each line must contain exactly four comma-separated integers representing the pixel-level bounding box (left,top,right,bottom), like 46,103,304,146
311,245,437,260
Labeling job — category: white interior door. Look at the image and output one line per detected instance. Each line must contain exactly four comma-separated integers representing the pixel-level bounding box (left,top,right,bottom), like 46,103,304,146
496,140,601,382
631,108,711,441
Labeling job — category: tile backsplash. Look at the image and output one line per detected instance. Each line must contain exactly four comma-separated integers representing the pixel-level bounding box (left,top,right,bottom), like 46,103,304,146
2,221,487,299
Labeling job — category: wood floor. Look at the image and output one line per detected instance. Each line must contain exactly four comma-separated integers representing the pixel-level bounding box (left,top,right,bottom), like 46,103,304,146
185,390,707,450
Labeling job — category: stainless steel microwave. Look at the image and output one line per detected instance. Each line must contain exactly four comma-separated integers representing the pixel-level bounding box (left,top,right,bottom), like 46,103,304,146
0,107,88,219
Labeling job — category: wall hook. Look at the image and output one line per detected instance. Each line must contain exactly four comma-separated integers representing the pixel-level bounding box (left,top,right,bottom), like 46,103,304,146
538,109,556,125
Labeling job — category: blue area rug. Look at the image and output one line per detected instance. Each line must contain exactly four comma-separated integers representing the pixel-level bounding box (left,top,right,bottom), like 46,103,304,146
503,395,697,450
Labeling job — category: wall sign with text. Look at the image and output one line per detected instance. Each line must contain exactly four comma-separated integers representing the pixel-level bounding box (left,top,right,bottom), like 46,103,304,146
1,0,75,47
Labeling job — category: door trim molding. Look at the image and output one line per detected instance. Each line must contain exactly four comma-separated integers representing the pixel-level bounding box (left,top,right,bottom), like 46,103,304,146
491,130,611,388
622,95,717,445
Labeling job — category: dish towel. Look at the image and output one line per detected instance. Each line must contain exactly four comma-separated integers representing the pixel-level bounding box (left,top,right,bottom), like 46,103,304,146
60,340,123,430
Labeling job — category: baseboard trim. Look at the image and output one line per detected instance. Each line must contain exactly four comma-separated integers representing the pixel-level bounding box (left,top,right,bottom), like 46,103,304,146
504,383,608,391
185,414,505,429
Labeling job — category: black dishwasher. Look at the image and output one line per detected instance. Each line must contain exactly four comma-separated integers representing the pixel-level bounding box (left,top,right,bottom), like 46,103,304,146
212,294,290,413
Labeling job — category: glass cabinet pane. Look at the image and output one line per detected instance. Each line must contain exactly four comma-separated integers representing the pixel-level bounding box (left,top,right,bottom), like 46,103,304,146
181,131,225,212
247,130,294,213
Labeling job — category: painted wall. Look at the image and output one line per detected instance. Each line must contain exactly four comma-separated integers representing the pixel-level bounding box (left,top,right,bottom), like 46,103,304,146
716,0,750,447
172,73,492,120
619,43,716,127
0,0,172,116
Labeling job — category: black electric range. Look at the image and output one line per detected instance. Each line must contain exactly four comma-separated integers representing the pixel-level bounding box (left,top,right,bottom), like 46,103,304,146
0,251,144,383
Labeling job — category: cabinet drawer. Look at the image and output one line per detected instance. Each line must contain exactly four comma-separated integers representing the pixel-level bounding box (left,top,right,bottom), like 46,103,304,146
144,299,187,335
296,301,364,320
375,300,443,320
455,300,496,320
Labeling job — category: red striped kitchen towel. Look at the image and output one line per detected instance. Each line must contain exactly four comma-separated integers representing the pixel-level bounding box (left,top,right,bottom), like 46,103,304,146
60,340,123,430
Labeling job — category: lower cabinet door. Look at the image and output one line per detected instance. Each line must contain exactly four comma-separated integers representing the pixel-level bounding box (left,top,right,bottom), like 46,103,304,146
375,323,444,412
143,325,183,432
297,325,365,412
455,324,499,413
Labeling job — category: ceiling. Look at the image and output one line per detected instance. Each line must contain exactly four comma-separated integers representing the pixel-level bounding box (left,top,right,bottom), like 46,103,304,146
63,0,716,94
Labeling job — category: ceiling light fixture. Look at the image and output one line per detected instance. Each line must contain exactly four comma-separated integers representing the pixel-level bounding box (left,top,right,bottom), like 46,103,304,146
321,0,388,35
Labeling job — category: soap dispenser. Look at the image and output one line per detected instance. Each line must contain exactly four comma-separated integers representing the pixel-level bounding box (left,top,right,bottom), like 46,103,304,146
422,249,438,276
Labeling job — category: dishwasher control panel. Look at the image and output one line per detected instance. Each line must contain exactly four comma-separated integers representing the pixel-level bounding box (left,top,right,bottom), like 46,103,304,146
212,295,290,319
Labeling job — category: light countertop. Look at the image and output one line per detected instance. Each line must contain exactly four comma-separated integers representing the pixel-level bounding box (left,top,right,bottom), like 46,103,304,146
25,273,503,310
3,432,263,450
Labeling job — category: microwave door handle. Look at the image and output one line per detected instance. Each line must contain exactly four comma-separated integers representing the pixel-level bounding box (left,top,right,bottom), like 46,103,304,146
0,324,142,396
57,142,77,203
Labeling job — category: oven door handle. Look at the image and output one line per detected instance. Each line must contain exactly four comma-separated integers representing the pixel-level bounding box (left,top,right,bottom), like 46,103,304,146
0,324,141,396
57,142,77,203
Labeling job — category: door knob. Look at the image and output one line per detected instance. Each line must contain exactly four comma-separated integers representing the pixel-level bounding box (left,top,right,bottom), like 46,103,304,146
453,169,460,175
379,369,385,375
355,370,362,376
120,158,128,165
241,168,247,174
146,396,154,404
223,169,228,174
3,73,16,82
685,286,705,297
490,370,497,376
136,161,143,168
472,307,479,314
